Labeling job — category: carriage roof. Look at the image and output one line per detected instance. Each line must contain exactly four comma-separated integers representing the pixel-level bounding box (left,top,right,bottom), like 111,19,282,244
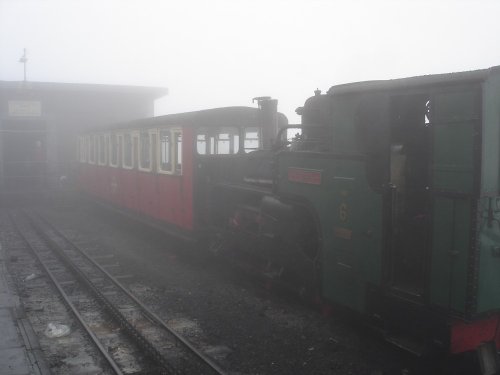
85,106,287,133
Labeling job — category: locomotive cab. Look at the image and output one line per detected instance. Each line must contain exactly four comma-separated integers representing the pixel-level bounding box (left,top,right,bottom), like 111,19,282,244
272,66,500,365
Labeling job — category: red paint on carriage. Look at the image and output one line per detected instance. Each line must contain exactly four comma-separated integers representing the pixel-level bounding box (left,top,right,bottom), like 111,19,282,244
76,106,283,240
78,127,195,233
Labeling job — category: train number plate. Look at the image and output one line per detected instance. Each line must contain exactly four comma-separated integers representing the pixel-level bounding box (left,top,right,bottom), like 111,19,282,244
287,167,322,185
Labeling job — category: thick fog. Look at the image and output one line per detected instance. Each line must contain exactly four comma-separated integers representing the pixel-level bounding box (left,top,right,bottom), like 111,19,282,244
1,0,500,122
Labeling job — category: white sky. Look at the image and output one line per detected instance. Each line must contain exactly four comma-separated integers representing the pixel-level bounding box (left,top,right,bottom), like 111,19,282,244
1,0,500,123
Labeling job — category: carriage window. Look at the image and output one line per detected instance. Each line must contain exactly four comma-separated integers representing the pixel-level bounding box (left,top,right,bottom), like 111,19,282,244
139,132,151,171
83,136,88,162
218,127,239,154
89,135,96,164
196,127,239,155
197,134,207,155
210,136,215,154
159,130,172,172
98,134,107,165
109,133,119,167
174,131,182,173
123,133,133,169
77,137,81,161
217,133,230,154
244,127,260,153
196,128,216,155
78,137,87,162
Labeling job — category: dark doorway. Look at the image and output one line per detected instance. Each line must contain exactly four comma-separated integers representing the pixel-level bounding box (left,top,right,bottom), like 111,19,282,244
1,120,47,191
387,94,431,298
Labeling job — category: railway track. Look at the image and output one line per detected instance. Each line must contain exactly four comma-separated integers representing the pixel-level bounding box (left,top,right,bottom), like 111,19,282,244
9,209,226,375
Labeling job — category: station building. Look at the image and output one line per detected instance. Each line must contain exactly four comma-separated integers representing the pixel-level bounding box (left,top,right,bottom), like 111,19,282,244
0,81,167,202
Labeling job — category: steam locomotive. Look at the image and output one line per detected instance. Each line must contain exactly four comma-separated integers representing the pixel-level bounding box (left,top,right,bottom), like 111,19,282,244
78,66,500,370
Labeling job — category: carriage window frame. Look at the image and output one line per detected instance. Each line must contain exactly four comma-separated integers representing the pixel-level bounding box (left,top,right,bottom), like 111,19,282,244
244,127,261,153
98,133,108,166
173,130,182,174
196,128,215,155
78,136,87,163
138,130,154,172
217,127,239,155
196,126,240,156
122,132,136,170
116,134,123,168
109,132,120,168
88,134,96,164
196,133,207,155
83,136,88,162
157,128,173,174
157,128,182,175
76,136,81,162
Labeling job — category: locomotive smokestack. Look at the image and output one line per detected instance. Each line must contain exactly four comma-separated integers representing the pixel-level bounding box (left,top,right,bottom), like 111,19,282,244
253,96,278,150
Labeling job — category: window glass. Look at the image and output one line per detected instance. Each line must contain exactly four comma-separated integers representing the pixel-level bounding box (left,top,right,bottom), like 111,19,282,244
159,130,171,171
174,132,182,173
83,136,88,162
139,132,151,170
78,137,86,162
233,134,240,153
217,133,230,154
117,135,122,166
217,127,239,154
244,127,260,153
89,135,96,163
196,127,239,155
77,137,81,161
197,134,207,155
123,133,133,168
210,136,215,154
98,134,107,165
110,133,118,166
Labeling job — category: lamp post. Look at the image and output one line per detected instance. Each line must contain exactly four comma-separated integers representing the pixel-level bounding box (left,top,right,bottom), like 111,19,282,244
19,48,27,82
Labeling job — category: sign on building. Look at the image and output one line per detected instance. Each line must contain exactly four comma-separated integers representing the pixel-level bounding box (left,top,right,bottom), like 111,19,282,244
8,100,42,117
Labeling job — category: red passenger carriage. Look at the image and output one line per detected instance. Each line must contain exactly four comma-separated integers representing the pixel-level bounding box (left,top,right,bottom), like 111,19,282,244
77,102,287,239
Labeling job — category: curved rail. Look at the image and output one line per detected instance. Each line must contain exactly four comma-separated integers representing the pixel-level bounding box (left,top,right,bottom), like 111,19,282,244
36,212,227,375
24,211,177,374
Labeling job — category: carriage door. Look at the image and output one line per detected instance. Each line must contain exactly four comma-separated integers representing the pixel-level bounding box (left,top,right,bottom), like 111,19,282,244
387,94,431,298
428,87,480,311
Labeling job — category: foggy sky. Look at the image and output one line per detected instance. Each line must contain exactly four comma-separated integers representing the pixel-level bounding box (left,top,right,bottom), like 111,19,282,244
1,0,500,123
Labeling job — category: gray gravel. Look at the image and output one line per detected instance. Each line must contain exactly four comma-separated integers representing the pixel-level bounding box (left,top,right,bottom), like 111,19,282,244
18,201,438,374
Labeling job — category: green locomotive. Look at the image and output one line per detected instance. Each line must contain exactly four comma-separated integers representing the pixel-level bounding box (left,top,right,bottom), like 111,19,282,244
212,66,500,367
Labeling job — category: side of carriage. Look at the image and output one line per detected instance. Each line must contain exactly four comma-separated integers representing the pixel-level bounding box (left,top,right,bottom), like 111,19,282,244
76,101,287,239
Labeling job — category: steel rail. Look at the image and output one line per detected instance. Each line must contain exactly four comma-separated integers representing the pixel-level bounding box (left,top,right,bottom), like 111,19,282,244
36,211,227,375
23,211,176,375
8,212,125,375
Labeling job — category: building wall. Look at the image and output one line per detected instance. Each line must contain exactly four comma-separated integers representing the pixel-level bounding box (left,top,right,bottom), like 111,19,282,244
0,82,165,191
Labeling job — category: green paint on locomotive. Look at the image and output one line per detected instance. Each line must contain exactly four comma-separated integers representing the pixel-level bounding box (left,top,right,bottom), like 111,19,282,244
477,71,500,314
275,66,500,321
276,93,385,312
430,197,470,313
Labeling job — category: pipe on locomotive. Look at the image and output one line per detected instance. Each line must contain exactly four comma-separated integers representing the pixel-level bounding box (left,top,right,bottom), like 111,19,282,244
253,96,279,150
